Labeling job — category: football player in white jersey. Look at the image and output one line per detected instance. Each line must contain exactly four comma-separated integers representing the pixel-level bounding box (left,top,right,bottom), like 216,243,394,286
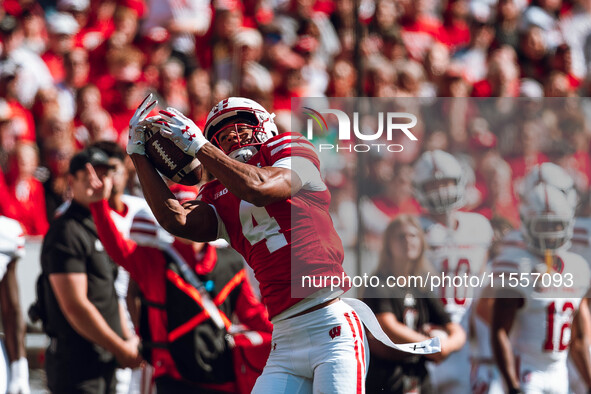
491,184,591,394
413,150,494,394
472,163,581,394
492,162,591,393
0,216,30,394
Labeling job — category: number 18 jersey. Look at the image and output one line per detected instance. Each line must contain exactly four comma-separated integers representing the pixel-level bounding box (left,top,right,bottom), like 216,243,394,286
198,133,347,319
492,248,590,370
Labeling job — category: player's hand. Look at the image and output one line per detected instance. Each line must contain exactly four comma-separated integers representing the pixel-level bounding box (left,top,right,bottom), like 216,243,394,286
127,93,158,156
158,107,208,157
7,358,30,394
85,163,113,203
116,336,143,369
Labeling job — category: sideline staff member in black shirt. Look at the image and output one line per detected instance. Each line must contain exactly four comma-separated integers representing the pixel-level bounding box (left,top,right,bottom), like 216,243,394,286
41,147,142,393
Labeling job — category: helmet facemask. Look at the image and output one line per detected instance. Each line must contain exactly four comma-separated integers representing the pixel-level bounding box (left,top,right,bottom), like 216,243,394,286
522,214,573,254
419,177,465,214
519,183,575,255
208,111,274,163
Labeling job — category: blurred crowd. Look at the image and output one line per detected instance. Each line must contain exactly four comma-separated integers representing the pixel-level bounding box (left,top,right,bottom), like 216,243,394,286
0,0,591,238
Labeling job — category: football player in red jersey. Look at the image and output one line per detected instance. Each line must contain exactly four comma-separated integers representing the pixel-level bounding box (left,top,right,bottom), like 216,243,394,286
127,95,369,393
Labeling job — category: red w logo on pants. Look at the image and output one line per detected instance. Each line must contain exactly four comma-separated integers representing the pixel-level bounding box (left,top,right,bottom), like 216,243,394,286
329,326,341,339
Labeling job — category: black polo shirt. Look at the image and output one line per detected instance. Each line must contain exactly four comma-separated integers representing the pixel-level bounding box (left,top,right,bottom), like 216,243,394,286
363,278,450,394
41,199,122,357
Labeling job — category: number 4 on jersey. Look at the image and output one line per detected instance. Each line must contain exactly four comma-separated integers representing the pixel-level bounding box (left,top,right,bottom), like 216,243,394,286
239,201,288,253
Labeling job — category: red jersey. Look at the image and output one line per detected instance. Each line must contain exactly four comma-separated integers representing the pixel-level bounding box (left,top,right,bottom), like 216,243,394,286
198,132,347,318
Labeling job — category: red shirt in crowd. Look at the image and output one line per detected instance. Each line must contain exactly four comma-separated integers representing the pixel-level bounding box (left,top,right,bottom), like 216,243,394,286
370,195,422,219
440,20,470,52
41,50,66,84
7,177,48,236
400,15,445,61
506,153,549,181
506,153,549,197
0,171,18,220
7,100,36,142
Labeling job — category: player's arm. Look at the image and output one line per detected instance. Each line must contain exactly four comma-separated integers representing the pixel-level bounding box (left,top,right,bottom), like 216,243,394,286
196,143,302,207
0,257,30,394
0,258,26,362
49,273,142,368
491,295,523,392
130,154,219,242
570,297,591,390
126,94,218,242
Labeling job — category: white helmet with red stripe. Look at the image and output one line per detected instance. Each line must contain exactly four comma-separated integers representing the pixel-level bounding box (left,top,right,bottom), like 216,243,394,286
520,183,574,254
130,209,174,248
520,162,578,210
204,97,278,163
413,150,466,214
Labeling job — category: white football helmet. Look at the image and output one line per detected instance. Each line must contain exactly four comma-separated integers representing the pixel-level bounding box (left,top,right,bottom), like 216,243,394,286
204,97,278,163
520,183,575,254
130,209,174,248
520,162,578,210
413,150,466,214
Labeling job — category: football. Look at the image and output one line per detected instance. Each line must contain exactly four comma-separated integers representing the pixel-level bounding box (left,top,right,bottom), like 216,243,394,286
144,123,203,186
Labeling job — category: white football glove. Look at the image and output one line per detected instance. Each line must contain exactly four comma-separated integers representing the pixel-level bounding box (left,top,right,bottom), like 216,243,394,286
158,107,208,157
7,358,30,394
127,93,158,156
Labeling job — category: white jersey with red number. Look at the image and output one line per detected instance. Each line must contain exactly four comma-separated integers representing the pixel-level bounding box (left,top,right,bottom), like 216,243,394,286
492,248,590,370
198,132,346,319
0,216,25,280
420,212,493,327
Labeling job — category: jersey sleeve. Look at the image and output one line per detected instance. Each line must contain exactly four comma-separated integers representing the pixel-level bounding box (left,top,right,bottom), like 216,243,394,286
261,132,321,170
273,157,326,192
